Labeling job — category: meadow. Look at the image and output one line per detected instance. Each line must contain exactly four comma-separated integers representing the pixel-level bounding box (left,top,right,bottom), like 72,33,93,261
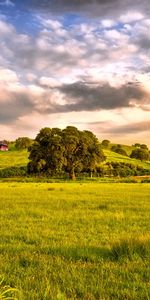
0,182,150,299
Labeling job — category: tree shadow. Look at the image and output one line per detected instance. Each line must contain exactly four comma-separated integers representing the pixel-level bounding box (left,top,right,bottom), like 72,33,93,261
42,245,111,262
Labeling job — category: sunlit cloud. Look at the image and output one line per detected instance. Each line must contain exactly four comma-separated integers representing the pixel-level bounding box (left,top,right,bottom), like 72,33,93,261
0,0,150,144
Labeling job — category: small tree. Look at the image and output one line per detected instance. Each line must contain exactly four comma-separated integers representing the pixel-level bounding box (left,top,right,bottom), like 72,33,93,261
111,145,127,156
130,148,150,161
140,144,148,150
101,139,110,148
15,137,33,150
133,143,141,148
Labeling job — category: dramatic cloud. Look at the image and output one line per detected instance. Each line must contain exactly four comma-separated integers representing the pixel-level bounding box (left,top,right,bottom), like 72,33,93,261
0,87,35,124
21,0,150,19
58,82,149,111
0,0,150,143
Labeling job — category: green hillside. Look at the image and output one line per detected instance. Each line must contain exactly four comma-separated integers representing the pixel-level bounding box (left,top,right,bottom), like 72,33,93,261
0,150,28,169
0,143,150,172
104,149,150,170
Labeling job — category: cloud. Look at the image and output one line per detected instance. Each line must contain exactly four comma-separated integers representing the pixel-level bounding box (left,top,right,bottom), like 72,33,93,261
57,82,149,112
108,120,150,134
22,0,150,19
0,0,14,7
0,3,150,144
0,88,35,124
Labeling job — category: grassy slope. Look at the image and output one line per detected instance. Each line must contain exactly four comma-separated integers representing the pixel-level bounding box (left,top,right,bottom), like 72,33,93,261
0,143,150,171
0,182,150,299
0,150,28,169
104,149,150,170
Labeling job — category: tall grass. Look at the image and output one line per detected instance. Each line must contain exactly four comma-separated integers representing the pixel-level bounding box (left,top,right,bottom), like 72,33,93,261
0,277,18,300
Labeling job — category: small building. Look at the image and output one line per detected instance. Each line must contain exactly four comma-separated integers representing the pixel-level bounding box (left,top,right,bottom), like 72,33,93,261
0,141,8,151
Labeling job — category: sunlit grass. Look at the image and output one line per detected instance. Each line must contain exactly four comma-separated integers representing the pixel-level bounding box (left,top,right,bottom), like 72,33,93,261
0,150,28,169
104,149,150,170
0,276,19,300
0,182,150,299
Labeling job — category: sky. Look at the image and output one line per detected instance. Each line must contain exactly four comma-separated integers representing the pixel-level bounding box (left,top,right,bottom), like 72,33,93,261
0,0,150,145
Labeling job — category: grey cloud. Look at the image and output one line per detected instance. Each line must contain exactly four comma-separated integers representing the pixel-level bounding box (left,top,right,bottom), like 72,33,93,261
107,121,150,134
21,0,150,18
0,82,149,129
55,82,149,112
0,90,35,124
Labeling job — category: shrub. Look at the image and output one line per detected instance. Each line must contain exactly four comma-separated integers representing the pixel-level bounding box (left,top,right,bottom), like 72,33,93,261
0,166,27,178
101,139,110,148
111,145,128,156
141,178,150,183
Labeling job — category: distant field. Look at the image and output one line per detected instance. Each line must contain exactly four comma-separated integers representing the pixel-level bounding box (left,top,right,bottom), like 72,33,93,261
0,182,150,299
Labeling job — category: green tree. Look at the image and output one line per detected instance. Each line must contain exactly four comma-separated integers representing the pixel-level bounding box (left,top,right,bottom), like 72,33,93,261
28,126,105,179
133,143,141,148
28,128,65,175
15,137,33,149
101,139,110,148
140,144,148,150
111,145,127,156
81,130,105,178
130,148,150,161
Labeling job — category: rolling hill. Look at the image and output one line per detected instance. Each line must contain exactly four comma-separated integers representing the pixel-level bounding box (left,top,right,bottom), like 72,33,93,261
0,142,150,173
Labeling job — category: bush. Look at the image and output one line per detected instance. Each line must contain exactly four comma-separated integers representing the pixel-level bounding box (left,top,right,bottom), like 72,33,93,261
101,140,110,148
141,178,150,183
111,145,128,156
0,166,27,178
130,148,150,161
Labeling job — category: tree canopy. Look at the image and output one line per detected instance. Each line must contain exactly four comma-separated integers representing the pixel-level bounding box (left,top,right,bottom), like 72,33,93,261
111,144,128,156
15,137,33,150
101,139,110,148
130,148,150,161
27,126,105,179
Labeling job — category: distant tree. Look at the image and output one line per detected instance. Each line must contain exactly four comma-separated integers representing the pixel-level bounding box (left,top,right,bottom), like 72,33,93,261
133,143,141,148
15,137,33,150
130,148,150,161
140,144,148,150
111,145,128,156
101,139,110,148
28,126,105,179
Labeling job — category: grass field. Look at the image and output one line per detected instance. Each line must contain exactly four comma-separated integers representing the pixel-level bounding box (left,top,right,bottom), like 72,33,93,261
0,182,150,299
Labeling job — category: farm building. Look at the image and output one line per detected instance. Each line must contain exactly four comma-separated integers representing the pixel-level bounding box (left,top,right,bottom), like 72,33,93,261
0,141,8,151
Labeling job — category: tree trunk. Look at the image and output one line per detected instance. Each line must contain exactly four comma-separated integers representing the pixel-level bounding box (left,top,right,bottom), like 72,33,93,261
69,170,76,180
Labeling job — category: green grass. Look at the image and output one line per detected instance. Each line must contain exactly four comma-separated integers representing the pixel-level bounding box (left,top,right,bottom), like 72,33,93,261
104,149,150,170
0,182,150,299
0,150,28,169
